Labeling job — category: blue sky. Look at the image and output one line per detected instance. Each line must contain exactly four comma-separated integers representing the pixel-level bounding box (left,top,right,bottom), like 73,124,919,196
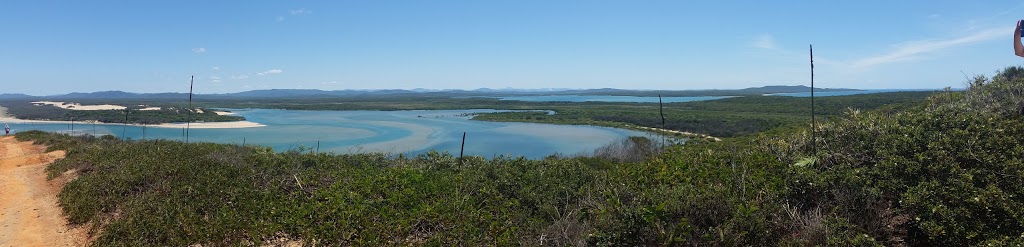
2,1,1023,95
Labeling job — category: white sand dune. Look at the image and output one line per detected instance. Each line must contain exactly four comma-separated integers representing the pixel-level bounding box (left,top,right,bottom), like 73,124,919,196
31,101,126,111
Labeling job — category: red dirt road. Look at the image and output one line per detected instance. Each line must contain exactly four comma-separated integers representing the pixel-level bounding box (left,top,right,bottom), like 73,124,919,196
0,136,87,247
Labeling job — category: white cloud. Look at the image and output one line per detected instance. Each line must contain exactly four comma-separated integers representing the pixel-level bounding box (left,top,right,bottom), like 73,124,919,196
256,69,283,76
753,34,776,49
212,66,220,70
209,76,222,83
850,28,1003,68
290,8,311,15
322,81,342,85
192,47,207,53
276,16,285,22
231,75,249,80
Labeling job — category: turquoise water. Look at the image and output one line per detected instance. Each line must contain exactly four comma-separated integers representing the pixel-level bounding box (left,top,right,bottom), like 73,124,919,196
482,95,733,103
3,109,654,159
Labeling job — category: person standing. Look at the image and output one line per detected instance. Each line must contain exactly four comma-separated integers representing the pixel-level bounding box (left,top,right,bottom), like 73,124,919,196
4,124,9,136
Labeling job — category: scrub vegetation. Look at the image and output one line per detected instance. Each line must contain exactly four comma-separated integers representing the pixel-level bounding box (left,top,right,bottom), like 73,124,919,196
16,67,1024,245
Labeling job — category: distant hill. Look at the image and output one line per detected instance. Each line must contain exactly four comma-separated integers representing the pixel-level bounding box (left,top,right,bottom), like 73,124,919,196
5,85,863,100
0,93,34,99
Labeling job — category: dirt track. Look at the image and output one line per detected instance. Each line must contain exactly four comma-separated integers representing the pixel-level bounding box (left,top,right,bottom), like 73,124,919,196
0,136,87,247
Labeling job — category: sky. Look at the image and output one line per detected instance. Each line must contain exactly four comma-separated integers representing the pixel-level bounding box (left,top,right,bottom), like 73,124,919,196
2,1,1024,95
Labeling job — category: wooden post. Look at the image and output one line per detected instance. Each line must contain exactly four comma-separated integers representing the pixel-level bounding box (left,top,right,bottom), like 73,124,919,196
242,138,246,147
316,140,320,153
459,132,466,166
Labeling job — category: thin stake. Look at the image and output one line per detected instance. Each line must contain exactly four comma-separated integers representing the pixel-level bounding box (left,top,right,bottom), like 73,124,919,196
658,94,666,146
658,94,665,127
186,75,194,143
70,117,74,134
242,138,246,147
459,132,466,166
316,140,320,153
122,109,129,139
810,44,816,154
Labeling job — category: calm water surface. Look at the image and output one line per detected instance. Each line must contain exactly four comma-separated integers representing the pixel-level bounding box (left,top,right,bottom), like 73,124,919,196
4,109,654,159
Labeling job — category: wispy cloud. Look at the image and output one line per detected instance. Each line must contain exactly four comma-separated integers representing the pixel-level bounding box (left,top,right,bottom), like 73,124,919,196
209,76,222,83
256,69,283,76
212,66,220,70
276,16,285,22
192,47,207,53
290,8,311,15
753,34,777,49
850,28,1003,68
231,75,249,80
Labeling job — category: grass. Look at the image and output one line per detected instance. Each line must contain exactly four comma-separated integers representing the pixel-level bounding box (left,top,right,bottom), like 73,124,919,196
12,68,1024,245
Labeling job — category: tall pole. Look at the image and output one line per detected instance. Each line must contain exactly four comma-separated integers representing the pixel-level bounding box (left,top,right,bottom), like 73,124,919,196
810,45,816,153
186,75,194,143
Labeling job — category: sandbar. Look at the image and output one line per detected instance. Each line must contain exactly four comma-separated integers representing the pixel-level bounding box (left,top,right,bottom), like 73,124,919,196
153,121,265,129
343,120,437,153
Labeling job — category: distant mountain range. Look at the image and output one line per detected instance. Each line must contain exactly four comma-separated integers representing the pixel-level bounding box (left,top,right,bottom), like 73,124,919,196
0,85,860,100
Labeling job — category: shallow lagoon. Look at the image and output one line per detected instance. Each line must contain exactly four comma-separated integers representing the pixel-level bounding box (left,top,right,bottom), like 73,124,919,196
4,109,653,159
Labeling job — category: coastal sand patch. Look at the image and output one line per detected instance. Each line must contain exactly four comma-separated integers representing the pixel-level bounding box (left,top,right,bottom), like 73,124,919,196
31,101,126,111
138,107,162,111
0,136,89,246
